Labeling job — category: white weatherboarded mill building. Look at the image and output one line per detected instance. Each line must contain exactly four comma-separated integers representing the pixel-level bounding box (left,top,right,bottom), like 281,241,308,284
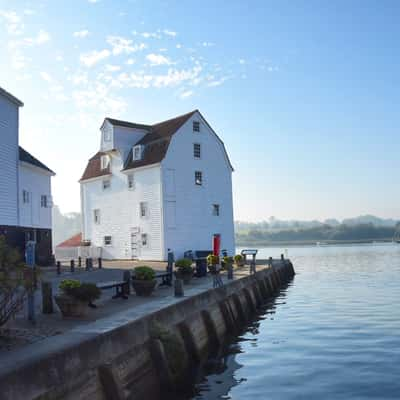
80,110,235,261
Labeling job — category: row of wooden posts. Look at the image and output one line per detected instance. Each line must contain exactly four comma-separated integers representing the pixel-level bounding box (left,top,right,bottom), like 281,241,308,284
56,257,103,275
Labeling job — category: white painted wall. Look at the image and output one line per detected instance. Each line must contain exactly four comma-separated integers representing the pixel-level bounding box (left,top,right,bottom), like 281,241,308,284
81,152,163,260
19,162,52,229
161,112,235,259
0,95,19,226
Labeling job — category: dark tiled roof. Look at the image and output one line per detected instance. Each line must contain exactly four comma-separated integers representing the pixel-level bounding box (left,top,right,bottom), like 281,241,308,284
104,118,151,131
81,110,197,181
80,152,111,181
19,147,55,174
0,86,23,107
123,110,197,170
57,233,82,247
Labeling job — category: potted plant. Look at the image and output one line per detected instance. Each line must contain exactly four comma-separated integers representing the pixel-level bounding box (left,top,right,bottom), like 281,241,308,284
132,266,157,296
234,254,244,267
55,279,101,318
207,254,220,274
174,258,194,284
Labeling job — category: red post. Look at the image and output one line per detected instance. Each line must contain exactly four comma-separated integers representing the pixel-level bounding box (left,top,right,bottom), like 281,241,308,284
213,234,221,256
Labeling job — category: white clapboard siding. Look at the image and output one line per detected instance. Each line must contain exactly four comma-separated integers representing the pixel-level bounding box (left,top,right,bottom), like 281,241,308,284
161,112,235,259
0,95,19,226
81,154,163,260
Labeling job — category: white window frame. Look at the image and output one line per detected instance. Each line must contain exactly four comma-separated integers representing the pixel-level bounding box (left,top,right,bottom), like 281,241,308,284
41,195,47,208
212,204,220,216
133,145,142,161
104,236,112,246
193,121,200,132
141,233,148,247
195,171,203,186
94,209,101,224
127,174,135,190
101,155,110,170
193,143,201,159
140,201,149,218
102,179,111,190
22,190,30,204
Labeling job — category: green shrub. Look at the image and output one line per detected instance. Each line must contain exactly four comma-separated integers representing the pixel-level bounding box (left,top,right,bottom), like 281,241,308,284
207,254,219,266
234,254,243,263
175,258,193,273
59,279,101,302
134,266,156,280
223,256,234,264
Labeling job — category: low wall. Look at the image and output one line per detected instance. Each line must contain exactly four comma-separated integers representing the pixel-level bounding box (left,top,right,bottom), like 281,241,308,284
0,261,295,400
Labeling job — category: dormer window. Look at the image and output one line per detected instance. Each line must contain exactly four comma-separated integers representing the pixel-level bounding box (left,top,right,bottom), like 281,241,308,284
133,145,143,161
103,126,112,142
101,155,110,170
193,121,200,132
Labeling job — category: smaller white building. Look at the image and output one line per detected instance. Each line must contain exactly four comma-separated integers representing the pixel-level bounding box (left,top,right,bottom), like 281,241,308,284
80,110,235,261
0,86,55,264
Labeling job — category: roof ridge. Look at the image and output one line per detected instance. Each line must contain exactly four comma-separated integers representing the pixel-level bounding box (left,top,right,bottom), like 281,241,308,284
150,109,198,128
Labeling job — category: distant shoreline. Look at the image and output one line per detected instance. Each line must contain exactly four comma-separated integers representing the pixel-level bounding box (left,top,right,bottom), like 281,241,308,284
235,238,396,247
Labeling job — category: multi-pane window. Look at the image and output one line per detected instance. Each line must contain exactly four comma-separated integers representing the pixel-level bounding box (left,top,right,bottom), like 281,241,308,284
140,202,148,218
193,143,201,158
22,190,30,204
128,174,134,189
104,236,112,246
94,209,100,224
102,179,111,190
195,171,203,186
41,195,47,208
193,121,200,132
212,204,220,216
141,233,148,246
133,145,142,160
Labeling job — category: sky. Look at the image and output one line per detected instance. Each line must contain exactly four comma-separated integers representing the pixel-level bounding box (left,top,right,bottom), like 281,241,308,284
1,0,400,222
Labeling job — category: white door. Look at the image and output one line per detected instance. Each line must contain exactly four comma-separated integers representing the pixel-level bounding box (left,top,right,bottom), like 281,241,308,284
130,227,140,259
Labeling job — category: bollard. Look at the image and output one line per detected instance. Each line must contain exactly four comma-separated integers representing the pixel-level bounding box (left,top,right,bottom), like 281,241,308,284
85,258,89,271
89,257,93,270
269,256,273,267
281,254,285,260
41,281,53,314
78,256,82,268
227,263,234,280
123,270,131,295
174,279,184,297
70,259,75,273
56,261,61,275
98,257,102,269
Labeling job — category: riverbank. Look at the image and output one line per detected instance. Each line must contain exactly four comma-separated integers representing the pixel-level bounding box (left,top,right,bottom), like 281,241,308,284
236,238,395,247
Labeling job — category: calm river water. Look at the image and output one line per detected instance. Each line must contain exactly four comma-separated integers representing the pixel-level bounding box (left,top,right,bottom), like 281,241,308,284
186,243,400,400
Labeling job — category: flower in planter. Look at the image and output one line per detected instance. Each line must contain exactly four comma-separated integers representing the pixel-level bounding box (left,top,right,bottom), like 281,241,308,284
234,254,244,266
133,266,156,280
175,258,194,283
59,279,101,303
132,266,157,296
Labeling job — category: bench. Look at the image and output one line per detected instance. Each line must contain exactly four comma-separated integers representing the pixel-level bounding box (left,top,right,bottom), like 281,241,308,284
96,280,129,299
131,271,173,287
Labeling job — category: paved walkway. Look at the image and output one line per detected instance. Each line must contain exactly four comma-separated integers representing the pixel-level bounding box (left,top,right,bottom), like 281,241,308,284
1,262,269,356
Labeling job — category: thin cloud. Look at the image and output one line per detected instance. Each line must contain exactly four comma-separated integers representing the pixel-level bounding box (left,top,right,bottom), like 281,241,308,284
146,53,172,66
106,35,146,55
80,49,111,67
180,90,193,99
73,30,90,38
163,29,177,37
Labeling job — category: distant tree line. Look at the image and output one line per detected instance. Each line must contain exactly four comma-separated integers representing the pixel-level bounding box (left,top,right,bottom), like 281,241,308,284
236,223,397,245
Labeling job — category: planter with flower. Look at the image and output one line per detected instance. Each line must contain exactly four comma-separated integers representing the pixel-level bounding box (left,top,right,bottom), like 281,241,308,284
132,266,157,296
55,279,101,318
207,254,220,274
223,256,234,279
174,258,194,284
234,254,245,267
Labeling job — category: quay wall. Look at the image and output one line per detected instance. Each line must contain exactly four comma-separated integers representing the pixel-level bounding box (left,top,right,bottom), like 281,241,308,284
0,261,295,400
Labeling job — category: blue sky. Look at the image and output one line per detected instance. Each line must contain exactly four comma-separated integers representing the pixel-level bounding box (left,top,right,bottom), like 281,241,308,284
1,0,399,221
